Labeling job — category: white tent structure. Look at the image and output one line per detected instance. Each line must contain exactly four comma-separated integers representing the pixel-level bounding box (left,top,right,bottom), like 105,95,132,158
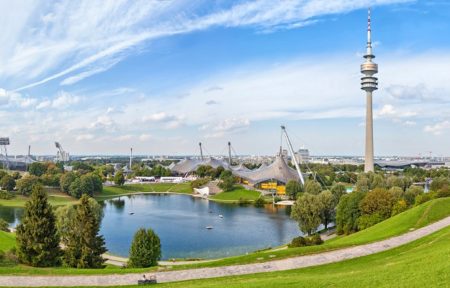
171,157,230,175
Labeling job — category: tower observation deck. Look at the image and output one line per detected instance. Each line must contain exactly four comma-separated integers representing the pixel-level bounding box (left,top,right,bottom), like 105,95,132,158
361,8,378,173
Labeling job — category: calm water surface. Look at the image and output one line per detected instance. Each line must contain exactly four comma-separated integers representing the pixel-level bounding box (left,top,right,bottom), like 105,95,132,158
0,194,301,259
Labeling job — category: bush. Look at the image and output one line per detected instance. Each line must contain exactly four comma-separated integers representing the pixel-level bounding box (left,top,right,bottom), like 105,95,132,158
357,212,385,230
128,228,161,268
238,198,251,206
436,187,450,198
288,234,323,248
190,178,210,189
309,233,324,245
0,190,14,200
391,199,408,216
0,218,9,232
404,186,424,206
415,193,432,206
253,196,266,208
288,236,308,248
218,175,235,192
274,196,282,203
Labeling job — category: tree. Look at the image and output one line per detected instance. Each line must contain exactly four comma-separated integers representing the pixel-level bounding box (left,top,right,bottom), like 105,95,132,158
291,193,323,236
114,171,125,186
404,186,424,206
56,197,103,246
63,195,106,268
330,183,347,206
335,191,365,235
286,180,303,200
388,186,404,201
16,175,40,196
15,184,61,267
60,172,77,194
0,175,15,192
28,162,47,177
355,174,369,193
219,175,235,192
128,228,161,268
358,188,396,229
319,190,335,229
304,180,322,195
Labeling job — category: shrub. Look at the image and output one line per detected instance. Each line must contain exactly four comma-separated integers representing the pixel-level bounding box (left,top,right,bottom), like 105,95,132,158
274,196,282,203
238,198,251,206
391,199,408,216
190,178,210,189
404,186,424,206
357,212,385,230
0,218,9,232
309,233,323,245
218,175,235,192
254,196,266,208
415,193,432,206
0,190,14,200
288,234,323,248
436,187,450,198
288,236,308,248
128,228,161,268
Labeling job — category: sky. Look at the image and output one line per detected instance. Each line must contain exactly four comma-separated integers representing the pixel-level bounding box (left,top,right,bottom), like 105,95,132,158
0,0,449,157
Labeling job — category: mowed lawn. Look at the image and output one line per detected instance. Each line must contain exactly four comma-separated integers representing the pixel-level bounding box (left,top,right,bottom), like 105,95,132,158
0,189,78,208
210,187,261,202
0,231,15,252
98,182,192,199
152,226,450,288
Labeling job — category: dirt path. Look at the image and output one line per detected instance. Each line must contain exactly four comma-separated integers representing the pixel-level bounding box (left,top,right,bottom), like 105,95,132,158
1,216,449,287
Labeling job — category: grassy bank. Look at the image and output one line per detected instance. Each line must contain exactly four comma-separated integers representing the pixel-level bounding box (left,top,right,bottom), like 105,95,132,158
153,225,450,287
1,197,448,276
97,183,192,199
209,187,261,203
0,189,78,208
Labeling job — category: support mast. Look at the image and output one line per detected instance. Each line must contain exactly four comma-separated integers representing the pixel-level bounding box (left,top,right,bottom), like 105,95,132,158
281,126,305,185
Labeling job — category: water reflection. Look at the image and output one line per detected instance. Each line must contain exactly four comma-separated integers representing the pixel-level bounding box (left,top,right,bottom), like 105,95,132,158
0,194,301,260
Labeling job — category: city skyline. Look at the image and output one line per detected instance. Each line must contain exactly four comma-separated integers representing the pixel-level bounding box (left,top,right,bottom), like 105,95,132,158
0,0,449,156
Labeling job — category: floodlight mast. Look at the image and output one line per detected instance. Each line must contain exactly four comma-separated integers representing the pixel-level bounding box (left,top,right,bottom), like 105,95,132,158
281,126,305,185
228,141,232,166
199,142,204,161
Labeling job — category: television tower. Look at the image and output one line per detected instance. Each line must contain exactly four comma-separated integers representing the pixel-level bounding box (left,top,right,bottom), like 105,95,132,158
361,8,378,172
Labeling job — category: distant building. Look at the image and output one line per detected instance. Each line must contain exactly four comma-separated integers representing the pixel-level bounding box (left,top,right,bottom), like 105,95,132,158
295,148,310,164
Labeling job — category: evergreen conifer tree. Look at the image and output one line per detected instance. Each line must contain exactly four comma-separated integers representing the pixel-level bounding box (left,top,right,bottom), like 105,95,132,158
128,228,161,268
16,184,61,267
63,194,106,268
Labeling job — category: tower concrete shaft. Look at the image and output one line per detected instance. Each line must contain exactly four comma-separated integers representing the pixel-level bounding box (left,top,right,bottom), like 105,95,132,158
361,8,378,172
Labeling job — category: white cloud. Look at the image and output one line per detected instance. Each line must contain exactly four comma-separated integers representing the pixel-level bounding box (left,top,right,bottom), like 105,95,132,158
51,91,80,109
424,121,450,135
142,112,184,129
202,118,250,138
4,0,412,91
76,134,95,141
139,134,152,141
117,134,133,141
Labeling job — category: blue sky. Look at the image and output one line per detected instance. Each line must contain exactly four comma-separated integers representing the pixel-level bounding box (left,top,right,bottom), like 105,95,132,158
0,0,449,157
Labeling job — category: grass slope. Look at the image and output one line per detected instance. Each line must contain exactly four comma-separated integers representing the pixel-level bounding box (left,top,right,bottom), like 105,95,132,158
210,187,261,202
152,226,450,288
0,197,448,276
98,183,192,199
0,189,78,208
0,231,15,252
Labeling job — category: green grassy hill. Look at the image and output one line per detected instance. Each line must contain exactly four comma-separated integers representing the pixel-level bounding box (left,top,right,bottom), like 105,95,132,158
155,225,450,288
0,231,15,252
210,187,261,202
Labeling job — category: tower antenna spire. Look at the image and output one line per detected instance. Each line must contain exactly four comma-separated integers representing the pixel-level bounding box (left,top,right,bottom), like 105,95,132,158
361,7,378,173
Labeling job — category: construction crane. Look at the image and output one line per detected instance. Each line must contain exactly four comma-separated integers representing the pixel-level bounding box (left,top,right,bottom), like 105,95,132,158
55,142,70,163
281,126,305,185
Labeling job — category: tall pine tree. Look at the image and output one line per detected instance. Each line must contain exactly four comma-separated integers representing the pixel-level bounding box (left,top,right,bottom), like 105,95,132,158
63,194,106,268
16,184,61,267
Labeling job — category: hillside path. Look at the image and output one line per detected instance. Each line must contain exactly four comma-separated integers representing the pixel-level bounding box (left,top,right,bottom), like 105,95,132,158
1,216,450,287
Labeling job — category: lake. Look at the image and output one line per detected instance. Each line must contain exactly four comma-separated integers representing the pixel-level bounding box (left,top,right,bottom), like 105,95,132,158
0,194,301,260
